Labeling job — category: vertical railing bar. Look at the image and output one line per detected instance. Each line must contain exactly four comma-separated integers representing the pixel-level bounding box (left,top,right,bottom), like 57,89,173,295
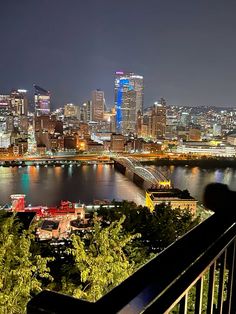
223,240,236,313
217,250,227,314
229,239,236,314
195,276,204,314
207,261,216,314
179,292,188,314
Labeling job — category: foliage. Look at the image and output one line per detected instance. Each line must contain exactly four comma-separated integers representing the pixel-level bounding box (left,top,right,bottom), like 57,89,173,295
49,201,200,302
0,200,201,310
150,203,200,250
60,216,140,302
98,201,200,252
0,211,53,314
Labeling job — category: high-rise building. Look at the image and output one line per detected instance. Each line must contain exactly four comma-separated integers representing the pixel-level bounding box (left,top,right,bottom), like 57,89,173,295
92,90,105,122
0,132,11,148
35,115,57,134
10,89,28,116
115,71,144,135
81,101,92,123
0,94,11,116
34,85,50,116
180,112,190,127
103,107,116,133
64,104,80,118
213,124,222,137
165,115,178,139
27,124,37,154
6,116,14,132
150,102,166,139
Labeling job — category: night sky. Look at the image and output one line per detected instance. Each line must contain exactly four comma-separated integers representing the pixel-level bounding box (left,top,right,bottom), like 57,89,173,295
1,0,236,108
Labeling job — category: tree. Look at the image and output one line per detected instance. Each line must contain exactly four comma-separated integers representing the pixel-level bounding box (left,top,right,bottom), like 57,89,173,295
98,201,200,253
0,211,53,314
60,216,140,302
150,203,200,250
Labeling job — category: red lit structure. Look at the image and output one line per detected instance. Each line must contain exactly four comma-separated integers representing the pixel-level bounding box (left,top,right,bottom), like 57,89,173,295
10,194,26,212
14,200,83,218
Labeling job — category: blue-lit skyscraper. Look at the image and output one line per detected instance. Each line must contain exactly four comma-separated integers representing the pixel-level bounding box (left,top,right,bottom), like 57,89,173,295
115,71,143,135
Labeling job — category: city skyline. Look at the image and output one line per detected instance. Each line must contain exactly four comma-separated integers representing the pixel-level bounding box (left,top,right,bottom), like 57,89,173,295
1,0,236,107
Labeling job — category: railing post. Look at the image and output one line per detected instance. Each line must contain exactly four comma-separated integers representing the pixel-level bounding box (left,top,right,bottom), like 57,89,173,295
179,293,188,314
217,251,227,314
227,239,236,314
195,276,204,314
207,262,216,314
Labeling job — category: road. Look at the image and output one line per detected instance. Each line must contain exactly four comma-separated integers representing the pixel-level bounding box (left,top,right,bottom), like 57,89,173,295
0,152,225,162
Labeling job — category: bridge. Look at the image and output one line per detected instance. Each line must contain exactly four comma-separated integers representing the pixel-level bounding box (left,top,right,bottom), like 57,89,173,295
113,157,171,189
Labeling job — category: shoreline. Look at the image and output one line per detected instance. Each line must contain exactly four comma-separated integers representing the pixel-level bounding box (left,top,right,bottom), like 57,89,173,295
142,157,236,169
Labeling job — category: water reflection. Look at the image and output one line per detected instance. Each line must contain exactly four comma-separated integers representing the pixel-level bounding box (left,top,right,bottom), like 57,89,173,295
54,166,62,179
0,165,236,206
21,173,30,194
157,165,236,203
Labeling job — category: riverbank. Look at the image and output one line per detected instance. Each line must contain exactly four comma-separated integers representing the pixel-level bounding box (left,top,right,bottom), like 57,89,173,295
142,157,236,168
0,160,113,167
1,155,236,168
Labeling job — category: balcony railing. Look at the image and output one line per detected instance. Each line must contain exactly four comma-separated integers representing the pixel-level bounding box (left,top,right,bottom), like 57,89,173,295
27,183,236,313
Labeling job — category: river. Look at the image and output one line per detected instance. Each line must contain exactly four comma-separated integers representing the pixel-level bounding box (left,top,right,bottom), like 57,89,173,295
0,164,236,206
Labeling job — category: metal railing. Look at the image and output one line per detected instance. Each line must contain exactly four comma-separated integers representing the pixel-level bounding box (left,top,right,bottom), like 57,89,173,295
27,183,236,314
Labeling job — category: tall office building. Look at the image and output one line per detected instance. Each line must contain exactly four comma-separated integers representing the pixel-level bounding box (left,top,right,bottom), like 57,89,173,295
81,101,92,123
180,112,190,127
34,85,50,116
151,101,167,139
115,71,144,135
92,90,105,122
213,124,222,137
0,94,11,116
35,115,57,134
27,124,37,154
10,89,28,116
165,114,178,139
0,95,11,133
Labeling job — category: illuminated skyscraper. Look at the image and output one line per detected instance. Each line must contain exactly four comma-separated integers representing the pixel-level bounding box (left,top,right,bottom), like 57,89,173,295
34,85,50,116
115,71,144,135
0,94,10,116
92,89,105,122
10,89,28,116
0,95,11,133
180,112,190,127
81,101,92,123
27,124,37,154
151,101,167,139
213,124,222,136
